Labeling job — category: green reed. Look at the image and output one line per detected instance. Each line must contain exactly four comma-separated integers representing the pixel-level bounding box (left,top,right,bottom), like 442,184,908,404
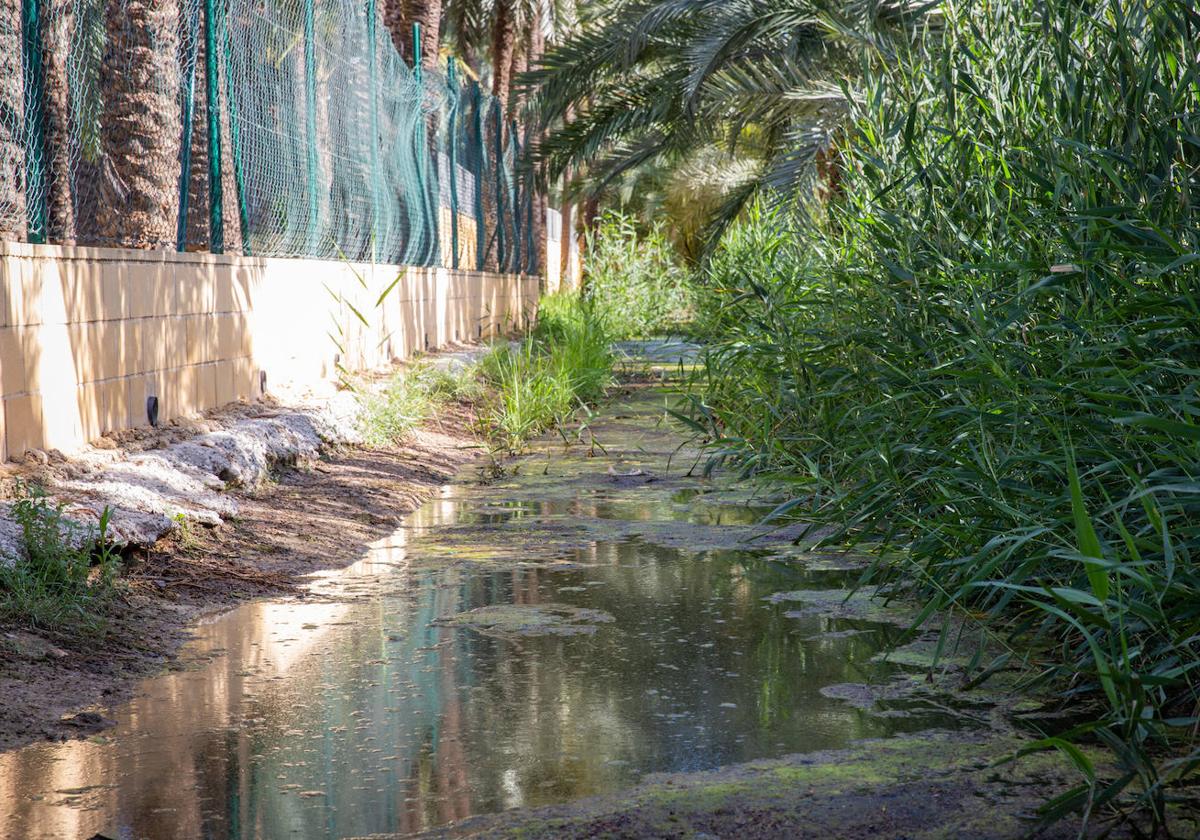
689,0,1200,829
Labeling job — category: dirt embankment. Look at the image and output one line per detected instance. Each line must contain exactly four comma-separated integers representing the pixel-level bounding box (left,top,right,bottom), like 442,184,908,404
0,399,486,752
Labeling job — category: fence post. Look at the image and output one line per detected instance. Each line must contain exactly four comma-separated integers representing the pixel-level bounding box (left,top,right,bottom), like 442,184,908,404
411,21,429,264
303,0,319,255
492,102,506,271
177,5,200,251
523,123,535,274
20,0,47,243
446,60,460,270
204,0,224,253
367,0,381,262
510,122,522,274
221,2,251,255
472,82,486,270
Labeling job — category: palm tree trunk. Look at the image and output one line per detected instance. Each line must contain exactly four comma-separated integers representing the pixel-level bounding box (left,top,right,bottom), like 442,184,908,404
42,1,75,243
478,1,516,273
383,0,405,56
506,32,525,110
0,0,26,241
558,181,573,288
814,139,842,202
506,39,527,275
481,102,500,271
410,0,442,68
557,104,576,289
184,19,210,250
491,0,515,110
578,192,599,294
94,0,181,248
525,16,547,284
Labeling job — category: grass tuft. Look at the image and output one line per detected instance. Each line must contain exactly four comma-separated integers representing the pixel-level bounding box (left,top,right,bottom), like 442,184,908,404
357,361,482,447
480,292,614,452
0,483,120,633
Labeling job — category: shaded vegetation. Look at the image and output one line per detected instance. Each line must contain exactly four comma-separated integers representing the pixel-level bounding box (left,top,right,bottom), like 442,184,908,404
582,211,694,338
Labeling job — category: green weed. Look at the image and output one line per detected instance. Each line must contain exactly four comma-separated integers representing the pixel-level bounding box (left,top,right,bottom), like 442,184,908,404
0,483,120,633
357,361,482,447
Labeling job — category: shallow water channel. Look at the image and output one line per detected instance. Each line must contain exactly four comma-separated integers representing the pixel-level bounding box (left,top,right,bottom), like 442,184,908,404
0,387,972,839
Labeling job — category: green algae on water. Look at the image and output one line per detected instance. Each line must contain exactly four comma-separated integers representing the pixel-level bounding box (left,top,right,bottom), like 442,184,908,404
434,604,617,638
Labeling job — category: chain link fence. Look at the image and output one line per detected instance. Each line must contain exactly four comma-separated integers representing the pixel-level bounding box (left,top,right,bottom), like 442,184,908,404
0,0,535,273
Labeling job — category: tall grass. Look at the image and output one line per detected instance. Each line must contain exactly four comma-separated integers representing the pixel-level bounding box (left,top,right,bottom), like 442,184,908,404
691,0,1200,827
481,292,614,451
583,212,693,338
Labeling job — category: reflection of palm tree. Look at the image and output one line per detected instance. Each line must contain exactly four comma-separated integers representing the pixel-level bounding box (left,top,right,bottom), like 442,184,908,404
92,0,181,248
0,0,26,240
436,626,472,821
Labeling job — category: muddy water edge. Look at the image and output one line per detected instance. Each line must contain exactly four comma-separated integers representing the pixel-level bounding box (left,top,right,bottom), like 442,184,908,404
0,369,1161,838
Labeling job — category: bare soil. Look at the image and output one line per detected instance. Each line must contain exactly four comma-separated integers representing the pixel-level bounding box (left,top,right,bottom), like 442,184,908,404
0,401,485,752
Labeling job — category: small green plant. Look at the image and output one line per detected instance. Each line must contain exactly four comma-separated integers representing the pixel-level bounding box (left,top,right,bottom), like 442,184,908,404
0,483,120,632
172,511,203,551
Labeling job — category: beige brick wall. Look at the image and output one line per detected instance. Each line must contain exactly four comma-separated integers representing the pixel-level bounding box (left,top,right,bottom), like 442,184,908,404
0,242,539,461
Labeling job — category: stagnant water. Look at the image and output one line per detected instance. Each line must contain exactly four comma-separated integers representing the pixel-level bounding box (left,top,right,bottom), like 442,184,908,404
0,387,969,839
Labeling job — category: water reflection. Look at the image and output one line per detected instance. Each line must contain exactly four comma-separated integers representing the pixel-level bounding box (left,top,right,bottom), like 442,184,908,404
2,450,938,839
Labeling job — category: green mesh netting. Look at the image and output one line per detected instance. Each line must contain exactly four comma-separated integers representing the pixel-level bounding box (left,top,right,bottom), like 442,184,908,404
0,0,531,273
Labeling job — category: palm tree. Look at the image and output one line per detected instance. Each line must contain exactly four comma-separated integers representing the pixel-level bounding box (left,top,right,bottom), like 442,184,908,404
0,0,26,241
527,0,926,254
92,0,182,248
440,0,574,273
182,4,210,250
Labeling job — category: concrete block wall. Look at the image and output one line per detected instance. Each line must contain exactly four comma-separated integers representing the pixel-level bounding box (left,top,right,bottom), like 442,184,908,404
0,241,539,461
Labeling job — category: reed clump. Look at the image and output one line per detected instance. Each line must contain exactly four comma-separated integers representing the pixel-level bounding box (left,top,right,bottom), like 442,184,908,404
690,0,1200,828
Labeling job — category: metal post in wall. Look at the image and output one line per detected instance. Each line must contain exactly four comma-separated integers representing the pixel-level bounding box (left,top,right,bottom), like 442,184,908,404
472,82,486,271
367,0,381,262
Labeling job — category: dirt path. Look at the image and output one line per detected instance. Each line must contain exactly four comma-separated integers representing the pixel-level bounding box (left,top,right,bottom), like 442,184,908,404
0,402,485,751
